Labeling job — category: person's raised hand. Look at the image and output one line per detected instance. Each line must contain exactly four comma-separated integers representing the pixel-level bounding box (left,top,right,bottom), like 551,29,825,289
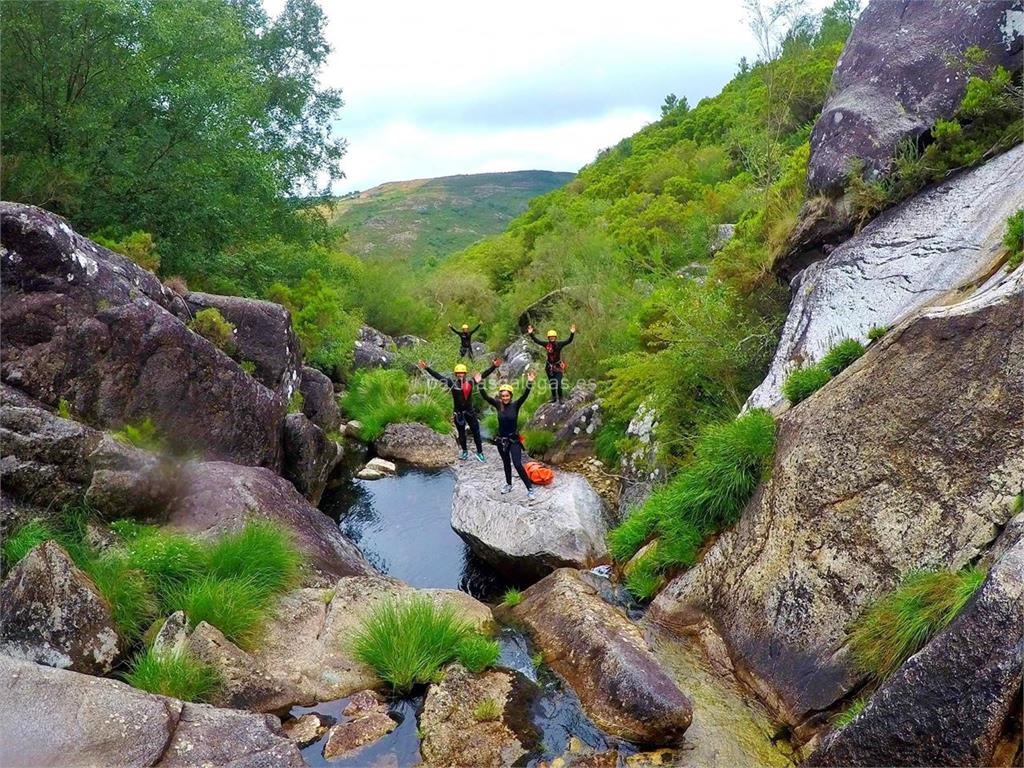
526,324,534,334
473,372,482,383
493,357,503,367
526,370,536,383
570,323,577,334
417,359,427,369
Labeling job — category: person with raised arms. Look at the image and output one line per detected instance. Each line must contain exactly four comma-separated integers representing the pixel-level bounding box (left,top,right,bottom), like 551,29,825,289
476,369,537,499
418,357,500,461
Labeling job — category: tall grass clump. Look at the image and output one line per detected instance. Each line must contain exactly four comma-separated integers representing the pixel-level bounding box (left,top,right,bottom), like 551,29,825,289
609,409,775,599
1005,209,1024,271
782,338,865,405
832,697,866,729
205,520,302,595
454,635,501,673
123,647,220,702
522,428,555,455
500,588,523,608
85,551,160,641
352,595,497,693
819,339,865,376
163,576,269,650
341,368,450,441
112,417,167,452
849,567,987,680
2,520,61,570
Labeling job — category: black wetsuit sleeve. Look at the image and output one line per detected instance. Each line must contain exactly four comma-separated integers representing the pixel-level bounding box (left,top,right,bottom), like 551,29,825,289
424,366,447,385
471,323,481,335
527,332,545,346
448,325,460,336
558,332,575,350
479,385,500,408
515,381,533,407
480,363,498,379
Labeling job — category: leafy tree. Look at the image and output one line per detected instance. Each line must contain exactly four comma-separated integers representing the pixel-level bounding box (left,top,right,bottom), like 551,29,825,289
0,0,345,275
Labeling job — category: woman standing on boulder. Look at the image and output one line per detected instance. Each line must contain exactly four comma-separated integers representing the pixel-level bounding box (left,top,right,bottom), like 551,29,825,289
476,370,536,499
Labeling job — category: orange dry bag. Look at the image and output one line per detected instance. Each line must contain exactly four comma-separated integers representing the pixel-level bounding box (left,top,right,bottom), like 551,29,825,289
524,461,554,485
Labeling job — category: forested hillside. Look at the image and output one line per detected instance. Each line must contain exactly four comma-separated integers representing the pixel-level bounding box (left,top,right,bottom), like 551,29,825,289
328,171,574,267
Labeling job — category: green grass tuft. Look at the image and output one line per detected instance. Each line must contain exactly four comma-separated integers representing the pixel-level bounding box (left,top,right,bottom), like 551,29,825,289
867,326,889,342
832,697,866,729
781,364,833,405
162,575,271,650
819,339,865,376
120,525,206,599
189,307,236,354
2,520,61,570
351,595,496,693
849,567,987,680
472,697,502,722
85,551,161,641
500,588,523,608
455,635,501,673
123,647,221,702
204,520,302,596
112,417,167,452
341,368,450,441
624,549,665,602
607,504,659,562
522,428,556,455
1006,209,1024,271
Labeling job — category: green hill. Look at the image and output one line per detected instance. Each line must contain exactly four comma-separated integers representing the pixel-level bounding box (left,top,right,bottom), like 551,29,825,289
328,170,574,267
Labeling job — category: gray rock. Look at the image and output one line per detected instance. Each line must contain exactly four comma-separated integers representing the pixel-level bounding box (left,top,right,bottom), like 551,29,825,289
374,421,454,468
357,457,397,480
709,223,734,254
282,412,341,504
185,291,301,399
498,338,539,379
0,541,122,675
617,399,665,518
282,713,326,747
748,144,1024,410
806,0,1024,194
394,334,426,348
322,691,396,759
168,460,374,582
808,533,1024,767
524,383,601,464
420,664,529,767
298,365,340,433
451,445,609,579
152,611,189,658
352,325,395,371
651,271,1024,727
0,203,285,471
512,569,692,744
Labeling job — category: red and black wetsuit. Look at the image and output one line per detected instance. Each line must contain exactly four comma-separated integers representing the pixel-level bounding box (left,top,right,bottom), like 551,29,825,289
424,362,496,453
449,324,481,359
480,380,533,489
528,330,574,403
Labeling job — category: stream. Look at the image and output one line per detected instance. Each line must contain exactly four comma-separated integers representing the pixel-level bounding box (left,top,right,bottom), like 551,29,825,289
295,443,792,766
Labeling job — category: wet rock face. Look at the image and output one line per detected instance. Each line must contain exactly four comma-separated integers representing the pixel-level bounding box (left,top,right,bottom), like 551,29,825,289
652,273,1024,726
451,445,609,580
298,365,340,433
168,460,374,582
0,202,284,470
420,664,529,767
806,0,1024,194
281,412,341,505
353,325,396,371
0,542,122,675
185,291,301,399
322,690,396,759
525,383,601,464
374,421,455,468
749,144,1024,410
513,569,692,745
808,533,1024,767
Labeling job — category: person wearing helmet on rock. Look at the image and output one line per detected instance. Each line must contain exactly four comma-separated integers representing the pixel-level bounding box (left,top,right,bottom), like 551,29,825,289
476,369,537,499
527,323,576,403
449,322,481,359
418,357,501,461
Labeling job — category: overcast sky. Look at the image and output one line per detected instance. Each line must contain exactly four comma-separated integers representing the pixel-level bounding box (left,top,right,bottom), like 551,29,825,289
265,0,829,193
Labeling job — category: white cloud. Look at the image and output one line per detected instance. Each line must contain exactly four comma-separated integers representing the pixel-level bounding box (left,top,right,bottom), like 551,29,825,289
267,0,832,192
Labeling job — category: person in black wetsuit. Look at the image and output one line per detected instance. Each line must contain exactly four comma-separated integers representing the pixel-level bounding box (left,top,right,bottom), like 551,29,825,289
418,357,501,461
476,369,536,499
449,322,481,359
527,323,576,403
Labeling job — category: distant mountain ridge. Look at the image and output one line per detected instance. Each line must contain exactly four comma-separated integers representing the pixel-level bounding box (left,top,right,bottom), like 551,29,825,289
328,170,574,266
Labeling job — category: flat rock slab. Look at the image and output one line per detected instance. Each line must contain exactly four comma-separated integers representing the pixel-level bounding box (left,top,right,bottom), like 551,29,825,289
452,445,609,579
654,270,1024,726
749,144,1024,410
374,421,455,468
0,541,122,675
0,655,304,768
512,569,692,745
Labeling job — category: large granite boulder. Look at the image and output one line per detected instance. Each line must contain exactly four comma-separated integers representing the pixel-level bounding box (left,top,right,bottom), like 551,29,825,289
0,542,122,675
808,530,1024,767
512,569,692,745
352,325,396,371
524,383,601,463
750,144,1024,410
0,203,284,470
451,445,609,579
184,291,301,399
0,655,305,767
650,270,1024,728
251,576,494,704
374,421,454,468
168,461,373,583
281,412,341,504
420,664,530,767
806,0,1024,194
298,365,340,433
498,337,539,379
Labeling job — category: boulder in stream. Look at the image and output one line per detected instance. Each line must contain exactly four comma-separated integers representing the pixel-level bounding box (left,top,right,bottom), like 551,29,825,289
0,541,122,675
281,412,341,504
451,446,609,579
512,569,692,745
374,421,454,468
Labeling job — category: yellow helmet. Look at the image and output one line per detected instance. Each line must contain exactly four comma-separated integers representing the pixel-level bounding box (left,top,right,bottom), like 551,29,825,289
461,323,470,331
498,383,514,394
453,364,468,374
546,329,558,338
